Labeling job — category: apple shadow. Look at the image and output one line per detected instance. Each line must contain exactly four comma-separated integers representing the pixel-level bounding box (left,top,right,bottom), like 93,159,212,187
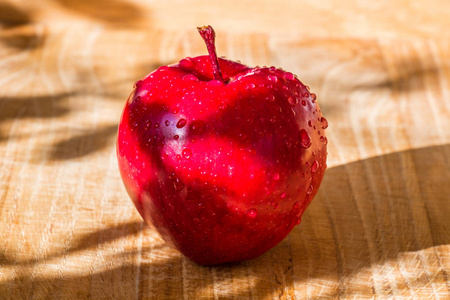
2,144,449,298
283,143,450,297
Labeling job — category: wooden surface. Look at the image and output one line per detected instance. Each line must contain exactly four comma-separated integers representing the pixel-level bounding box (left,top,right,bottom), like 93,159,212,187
1,0,450,299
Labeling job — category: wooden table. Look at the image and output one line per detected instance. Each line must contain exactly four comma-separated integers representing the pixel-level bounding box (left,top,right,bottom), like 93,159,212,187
1,0,449,298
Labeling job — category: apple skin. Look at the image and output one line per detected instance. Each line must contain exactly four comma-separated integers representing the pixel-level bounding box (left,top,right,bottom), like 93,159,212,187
117,41,327,265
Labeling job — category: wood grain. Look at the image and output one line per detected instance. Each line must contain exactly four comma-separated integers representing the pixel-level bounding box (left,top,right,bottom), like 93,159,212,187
1,0,449,299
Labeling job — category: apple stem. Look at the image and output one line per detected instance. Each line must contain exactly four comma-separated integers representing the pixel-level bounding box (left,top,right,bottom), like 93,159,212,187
197,25,224,82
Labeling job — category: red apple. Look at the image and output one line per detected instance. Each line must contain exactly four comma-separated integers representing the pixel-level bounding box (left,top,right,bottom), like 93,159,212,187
117,26,328,265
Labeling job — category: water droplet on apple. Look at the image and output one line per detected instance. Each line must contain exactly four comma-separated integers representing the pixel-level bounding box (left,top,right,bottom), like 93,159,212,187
266,95,276,102
135,96,141,102
165,120,170,126
190,120,205,135
320,136,328,145
154,122,159,129
208,79,223,87
287,96,296,106
280,192,286,199
182,148,192,159
173,108,179,114
293,201,300,210
311,160,319,172
174,135,179,140
183,74,197,81
301,100,306,106
246,83,256,90
144,120,151,130
299,129,312,149
270,200,279,209
311,93,317,102
308,120,313,127
268,75,278,82
246,208,258,218
284,72,295,81
321,117,328,129
307,185,313,195
176,119,187,128
173,178,185,191
214,187,225,194
269,66,277,72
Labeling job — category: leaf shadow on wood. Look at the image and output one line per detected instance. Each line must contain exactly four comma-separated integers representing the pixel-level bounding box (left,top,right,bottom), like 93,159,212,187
0,2,31,27
0,93,73,123
0,93,73,142
0,64,166,159
1,145,449,298
0,221,145,267
52,0,147,28
43,124,118,161
0,24,45,50
0,3,46,50
283,38,449,122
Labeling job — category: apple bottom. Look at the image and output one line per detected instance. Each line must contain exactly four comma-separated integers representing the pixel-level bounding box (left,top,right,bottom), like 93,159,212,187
119,163,313,266
141,192,304,265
